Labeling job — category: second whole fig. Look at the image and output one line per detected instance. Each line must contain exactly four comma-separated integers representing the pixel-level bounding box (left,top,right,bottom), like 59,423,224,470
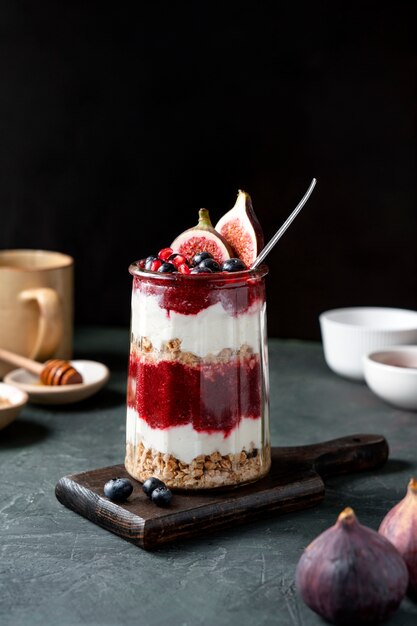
296,507,408,625
379,477,417,596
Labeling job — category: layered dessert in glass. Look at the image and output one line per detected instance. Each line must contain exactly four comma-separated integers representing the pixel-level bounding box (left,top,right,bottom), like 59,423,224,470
125,191,270,489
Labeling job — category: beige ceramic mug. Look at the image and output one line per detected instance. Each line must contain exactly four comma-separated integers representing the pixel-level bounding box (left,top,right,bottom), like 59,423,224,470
0,250,74,378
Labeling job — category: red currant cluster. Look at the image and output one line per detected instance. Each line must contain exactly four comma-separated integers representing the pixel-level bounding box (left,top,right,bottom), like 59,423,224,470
139,247,191,274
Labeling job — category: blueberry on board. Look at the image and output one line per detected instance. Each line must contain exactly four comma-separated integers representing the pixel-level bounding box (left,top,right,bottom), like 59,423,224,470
142,476,166,497
199,258,220,272
192,251,213,266
103,478,133,502
222,258,247,272
151,486,172,507
157,262,176,273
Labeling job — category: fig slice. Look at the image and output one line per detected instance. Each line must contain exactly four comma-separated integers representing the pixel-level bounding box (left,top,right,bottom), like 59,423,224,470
170,208,234,265
215,190,264,268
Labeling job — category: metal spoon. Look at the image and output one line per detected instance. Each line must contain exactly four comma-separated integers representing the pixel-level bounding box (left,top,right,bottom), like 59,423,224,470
251,178,317,269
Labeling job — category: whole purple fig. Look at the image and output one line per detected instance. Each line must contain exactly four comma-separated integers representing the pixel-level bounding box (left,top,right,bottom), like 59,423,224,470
379,477,417,596
296,507,408,625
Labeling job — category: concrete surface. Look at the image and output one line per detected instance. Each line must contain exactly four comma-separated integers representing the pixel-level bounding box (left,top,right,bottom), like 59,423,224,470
1,327,416,626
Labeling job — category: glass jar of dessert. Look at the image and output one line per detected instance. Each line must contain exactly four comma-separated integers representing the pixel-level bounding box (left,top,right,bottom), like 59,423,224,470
125,264,270,489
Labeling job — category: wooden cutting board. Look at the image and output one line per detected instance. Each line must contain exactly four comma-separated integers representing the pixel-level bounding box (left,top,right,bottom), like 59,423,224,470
55,433,388,550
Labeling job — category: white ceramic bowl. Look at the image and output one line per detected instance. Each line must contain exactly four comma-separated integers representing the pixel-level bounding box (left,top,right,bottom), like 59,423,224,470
319,307,417,381
363,346,417,410
0,382,28,431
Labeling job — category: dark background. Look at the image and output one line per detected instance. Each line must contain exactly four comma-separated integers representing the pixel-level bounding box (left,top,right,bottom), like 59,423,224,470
0,1,416,339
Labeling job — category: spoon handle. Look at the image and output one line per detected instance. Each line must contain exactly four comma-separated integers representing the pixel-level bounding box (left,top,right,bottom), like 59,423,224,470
0,347,44,375
251,178,317,269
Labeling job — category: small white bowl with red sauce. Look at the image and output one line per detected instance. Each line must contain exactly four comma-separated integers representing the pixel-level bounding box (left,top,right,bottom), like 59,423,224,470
363,346,417,410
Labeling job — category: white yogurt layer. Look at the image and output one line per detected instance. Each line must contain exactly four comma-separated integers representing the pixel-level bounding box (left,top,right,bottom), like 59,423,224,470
126,407,263,464
131,291,263,357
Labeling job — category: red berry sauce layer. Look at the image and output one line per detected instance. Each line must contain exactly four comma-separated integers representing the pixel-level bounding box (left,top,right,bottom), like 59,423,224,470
130,265,268,317
127,354,262,436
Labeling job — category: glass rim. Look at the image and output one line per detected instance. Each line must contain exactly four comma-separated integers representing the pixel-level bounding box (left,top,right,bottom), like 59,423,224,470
128,261,268,282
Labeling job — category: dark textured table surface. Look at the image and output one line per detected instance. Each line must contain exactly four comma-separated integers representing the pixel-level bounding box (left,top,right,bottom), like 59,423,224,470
1,327,417,626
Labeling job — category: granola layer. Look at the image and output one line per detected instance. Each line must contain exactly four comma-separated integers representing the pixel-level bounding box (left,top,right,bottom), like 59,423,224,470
125,440,271,489
130,334,257,366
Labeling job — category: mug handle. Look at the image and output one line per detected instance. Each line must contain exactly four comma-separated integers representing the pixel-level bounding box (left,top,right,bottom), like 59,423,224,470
19,288,64,361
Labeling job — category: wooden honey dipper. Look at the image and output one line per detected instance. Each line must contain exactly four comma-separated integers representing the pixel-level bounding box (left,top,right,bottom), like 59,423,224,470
0,348,83,385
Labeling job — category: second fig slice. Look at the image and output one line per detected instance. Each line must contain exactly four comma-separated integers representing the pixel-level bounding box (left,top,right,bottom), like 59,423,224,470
215,190,264,268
